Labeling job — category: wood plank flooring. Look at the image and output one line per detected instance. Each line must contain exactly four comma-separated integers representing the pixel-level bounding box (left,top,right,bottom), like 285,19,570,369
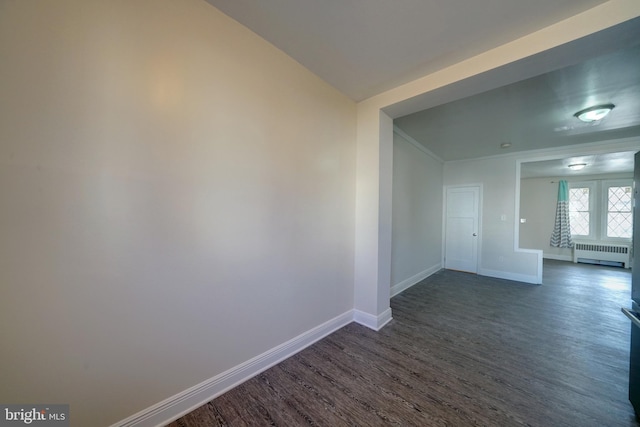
168,260,638,426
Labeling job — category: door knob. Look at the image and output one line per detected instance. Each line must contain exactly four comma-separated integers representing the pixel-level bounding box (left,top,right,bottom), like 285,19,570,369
473,233,477,236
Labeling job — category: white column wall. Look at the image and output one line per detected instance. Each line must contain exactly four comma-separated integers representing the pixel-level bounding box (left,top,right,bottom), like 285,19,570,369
354,107,393,328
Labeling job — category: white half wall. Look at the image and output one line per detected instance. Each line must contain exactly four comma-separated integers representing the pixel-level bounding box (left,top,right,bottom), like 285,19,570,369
520,177,572,261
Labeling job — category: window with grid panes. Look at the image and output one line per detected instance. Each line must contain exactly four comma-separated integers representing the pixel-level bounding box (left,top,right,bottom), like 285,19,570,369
569,187,590,236
606,185,632,238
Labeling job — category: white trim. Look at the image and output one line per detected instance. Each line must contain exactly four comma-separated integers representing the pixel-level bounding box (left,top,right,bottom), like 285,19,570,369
450,136,640,166
391,263,442,297
514,157,524,250
543,253,572,262
353,308,393,331
568,180,597,240
601,179,634,242
478,268,539,285
514,160,544,284
443,184,483,274
111,310,354,427
393,126,444,163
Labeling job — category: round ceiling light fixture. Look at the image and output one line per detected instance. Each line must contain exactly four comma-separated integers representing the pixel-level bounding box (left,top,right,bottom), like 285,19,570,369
574,103,615,122
568,163,587,171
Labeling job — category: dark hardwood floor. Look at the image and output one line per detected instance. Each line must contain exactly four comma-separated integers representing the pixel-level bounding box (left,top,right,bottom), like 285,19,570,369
168,260,637,426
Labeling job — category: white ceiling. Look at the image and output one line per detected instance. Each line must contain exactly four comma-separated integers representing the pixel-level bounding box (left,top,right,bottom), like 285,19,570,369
204,0,606,101
203,1,640,176
520,151,636,179
394,43,640,161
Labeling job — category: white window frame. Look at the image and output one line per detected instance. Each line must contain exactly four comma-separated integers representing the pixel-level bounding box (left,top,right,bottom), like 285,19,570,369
568,181,596,240
601,179,633,242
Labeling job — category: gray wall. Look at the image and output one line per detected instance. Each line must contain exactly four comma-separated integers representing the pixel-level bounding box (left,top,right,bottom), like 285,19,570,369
391,132,443,294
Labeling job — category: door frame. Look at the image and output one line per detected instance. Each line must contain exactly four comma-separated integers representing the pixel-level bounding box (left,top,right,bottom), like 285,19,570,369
442,184,483,273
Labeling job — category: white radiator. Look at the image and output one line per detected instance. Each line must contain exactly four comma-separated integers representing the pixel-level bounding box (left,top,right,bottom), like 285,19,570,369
573,241,631,268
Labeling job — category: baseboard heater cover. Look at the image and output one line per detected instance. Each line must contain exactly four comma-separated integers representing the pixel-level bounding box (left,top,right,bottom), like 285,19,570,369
572,241,631,269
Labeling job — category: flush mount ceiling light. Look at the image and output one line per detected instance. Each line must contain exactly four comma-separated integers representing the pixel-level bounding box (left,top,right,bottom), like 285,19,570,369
574,103,615,122
568,163,587,171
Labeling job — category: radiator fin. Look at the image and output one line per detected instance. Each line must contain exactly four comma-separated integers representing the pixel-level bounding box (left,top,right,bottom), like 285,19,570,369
574,243,629,254
573,241,631,268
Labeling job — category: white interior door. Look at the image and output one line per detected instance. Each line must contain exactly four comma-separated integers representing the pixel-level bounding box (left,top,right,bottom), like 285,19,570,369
445,186,480,273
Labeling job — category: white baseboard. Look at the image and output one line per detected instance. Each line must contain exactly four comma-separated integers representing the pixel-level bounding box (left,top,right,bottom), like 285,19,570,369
353,307,393,331
112,310,354,427
478,268,540,285
543,254,572,262
391,263,442,297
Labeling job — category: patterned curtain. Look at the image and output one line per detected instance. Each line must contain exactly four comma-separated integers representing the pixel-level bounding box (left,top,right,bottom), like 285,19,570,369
550,180,573,248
